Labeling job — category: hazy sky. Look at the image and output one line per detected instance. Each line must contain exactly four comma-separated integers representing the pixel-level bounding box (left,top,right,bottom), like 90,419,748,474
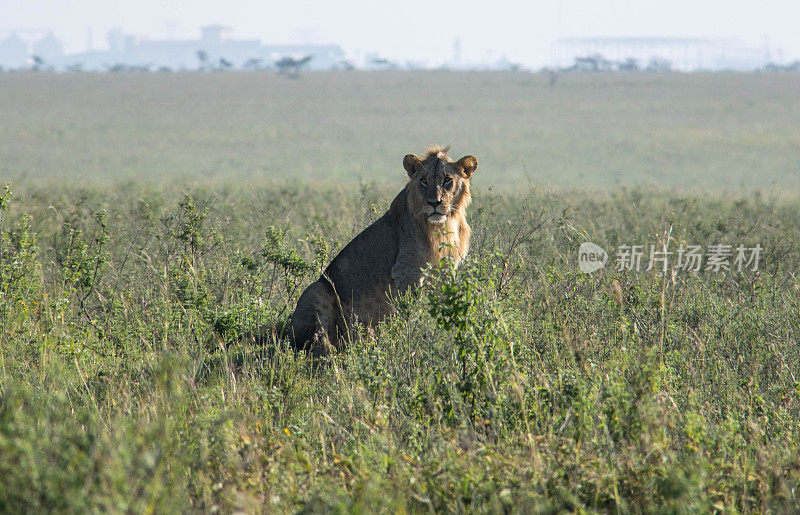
3,0,800,66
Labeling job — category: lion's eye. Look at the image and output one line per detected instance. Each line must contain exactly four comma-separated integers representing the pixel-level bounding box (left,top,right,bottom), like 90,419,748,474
443,177,452,188
420,177,428,185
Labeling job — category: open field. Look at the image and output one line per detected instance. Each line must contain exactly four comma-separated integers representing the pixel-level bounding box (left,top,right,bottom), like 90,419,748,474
1,72,800,512
2,71,800,190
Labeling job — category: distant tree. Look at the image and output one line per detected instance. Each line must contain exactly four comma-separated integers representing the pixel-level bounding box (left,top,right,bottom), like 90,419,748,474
197,50,209,71
646,58,671,72
275,55,312,77
572,54,613,72
244,58,263,70
369,57,397,70
66,63,84,73
762,60,800,72
619,58,639,72
218,58,232,70
31,55,52,72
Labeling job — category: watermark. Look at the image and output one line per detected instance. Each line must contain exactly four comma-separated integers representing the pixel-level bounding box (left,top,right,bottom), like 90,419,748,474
578,242,762,274
578,242,608,273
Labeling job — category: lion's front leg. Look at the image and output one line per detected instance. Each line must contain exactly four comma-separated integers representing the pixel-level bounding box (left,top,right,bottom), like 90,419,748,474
390,253,425,297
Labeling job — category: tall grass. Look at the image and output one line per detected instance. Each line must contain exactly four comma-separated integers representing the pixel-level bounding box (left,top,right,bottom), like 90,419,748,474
2,180,798,512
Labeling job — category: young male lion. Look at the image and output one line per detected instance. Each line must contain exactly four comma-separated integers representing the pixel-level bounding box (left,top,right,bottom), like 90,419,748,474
289,145,478,353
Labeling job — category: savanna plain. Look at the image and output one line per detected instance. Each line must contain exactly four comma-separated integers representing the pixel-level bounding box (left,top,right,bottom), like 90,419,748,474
1,71,799,512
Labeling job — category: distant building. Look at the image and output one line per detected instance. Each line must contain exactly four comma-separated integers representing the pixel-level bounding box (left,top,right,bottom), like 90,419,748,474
0,33,28,69
551,37,771,72
200,25,231,45
107,29,124,52
45,26,345,71
33,32,65,61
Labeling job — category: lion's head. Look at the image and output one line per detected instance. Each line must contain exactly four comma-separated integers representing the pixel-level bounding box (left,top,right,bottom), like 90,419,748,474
402,145,478,226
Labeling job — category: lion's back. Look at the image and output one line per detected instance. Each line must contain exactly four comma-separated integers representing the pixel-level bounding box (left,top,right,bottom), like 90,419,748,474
323,212,400,313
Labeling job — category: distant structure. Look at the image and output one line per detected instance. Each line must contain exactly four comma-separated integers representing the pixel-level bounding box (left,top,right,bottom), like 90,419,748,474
0,29,67,69
551,37,771,72
2,28,788,73
0,26,346,71
453,39,462,67
0,33,31,68
32,32,64,62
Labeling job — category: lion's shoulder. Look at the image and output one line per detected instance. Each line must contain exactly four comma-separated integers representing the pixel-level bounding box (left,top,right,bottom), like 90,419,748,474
323,205,401,294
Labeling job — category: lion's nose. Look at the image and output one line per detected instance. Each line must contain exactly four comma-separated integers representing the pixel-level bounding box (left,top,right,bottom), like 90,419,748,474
427,200,441,208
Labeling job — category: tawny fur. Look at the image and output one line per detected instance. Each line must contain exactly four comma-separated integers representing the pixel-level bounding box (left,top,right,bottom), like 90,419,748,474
289,146,478,354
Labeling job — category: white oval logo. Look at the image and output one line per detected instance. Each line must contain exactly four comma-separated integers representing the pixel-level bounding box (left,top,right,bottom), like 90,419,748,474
578,242,607,273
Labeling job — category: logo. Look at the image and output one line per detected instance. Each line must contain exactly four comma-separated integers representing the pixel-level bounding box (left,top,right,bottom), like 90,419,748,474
577,241,761,274
578,242,608,273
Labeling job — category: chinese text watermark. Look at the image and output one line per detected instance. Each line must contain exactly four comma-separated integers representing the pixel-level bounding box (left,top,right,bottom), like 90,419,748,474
578,242,762,274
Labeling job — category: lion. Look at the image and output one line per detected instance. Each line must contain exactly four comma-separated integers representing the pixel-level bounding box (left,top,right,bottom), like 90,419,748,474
289,145,478,354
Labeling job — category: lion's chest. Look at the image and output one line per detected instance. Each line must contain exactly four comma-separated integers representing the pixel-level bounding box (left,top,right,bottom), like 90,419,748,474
426,218,470,266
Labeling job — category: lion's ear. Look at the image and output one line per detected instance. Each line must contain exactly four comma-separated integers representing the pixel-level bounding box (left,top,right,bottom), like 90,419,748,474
456,155,478,178
403,154,422,177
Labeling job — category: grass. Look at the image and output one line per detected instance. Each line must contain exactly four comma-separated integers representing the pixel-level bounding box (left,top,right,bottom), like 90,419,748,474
1,71,799,512
2,71,800,189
